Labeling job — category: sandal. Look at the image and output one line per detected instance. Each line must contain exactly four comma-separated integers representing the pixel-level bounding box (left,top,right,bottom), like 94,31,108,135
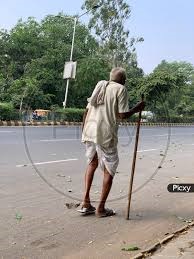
96,208,116,218
77,205,96,216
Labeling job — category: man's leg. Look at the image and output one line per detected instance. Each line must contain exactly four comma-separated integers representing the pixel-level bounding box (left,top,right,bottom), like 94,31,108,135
96,168,113,214
82,153,98,208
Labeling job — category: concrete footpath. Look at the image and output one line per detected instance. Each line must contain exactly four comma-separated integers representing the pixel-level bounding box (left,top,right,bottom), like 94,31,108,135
150,227,194,259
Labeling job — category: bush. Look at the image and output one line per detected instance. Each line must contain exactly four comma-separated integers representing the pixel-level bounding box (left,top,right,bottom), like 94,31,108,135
54,108,85,122
0,102,20,120
53,109,148,123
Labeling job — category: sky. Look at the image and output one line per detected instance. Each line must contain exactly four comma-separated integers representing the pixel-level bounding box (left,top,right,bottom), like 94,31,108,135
0,0,193,73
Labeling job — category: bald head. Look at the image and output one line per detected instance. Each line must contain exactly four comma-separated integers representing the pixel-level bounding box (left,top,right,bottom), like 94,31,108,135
110,67,126,85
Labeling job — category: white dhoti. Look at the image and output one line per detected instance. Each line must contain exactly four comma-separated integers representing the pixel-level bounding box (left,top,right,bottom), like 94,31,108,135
85,141,119,177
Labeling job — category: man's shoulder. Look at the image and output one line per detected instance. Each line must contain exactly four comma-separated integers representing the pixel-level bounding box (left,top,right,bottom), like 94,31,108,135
97,80,108,85
109,81,125,89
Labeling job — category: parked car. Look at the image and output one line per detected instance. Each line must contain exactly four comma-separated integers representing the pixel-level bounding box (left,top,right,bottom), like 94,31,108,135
141,111,154,120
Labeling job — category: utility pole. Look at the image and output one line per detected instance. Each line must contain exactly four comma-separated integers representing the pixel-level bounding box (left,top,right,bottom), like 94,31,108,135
62,5,100,108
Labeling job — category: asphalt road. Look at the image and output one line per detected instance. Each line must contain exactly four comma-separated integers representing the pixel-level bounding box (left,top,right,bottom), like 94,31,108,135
0,126,194,258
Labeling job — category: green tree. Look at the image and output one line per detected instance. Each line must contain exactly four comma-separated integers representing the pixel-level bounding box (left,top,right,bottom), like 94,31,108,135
82,0,143,66
153,61,194,116
136,61,194,120
68,56,111,107
0,14,101,109
126,64,144,106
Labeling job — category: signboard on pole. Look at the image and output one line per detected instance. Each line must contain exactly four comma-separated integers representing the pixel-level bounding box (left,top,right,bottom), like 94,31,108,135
63,61,77,79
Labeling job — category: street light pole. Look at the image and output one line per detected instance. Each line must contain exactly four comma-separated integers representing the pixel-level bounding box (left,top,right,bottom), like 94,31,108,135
62,5,100,108
63,17,77,108
70,17,77,61
19,64,28,113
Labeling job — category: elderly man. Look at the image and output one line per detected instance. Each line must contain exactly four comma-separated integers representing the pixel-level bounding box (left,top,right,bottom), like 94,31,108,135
78,67,145,217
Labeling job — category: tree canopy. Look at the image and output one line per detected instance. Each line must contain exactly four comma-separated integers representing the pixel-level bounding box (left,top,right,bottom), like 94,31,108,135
0,14,106,109
82,0,143,67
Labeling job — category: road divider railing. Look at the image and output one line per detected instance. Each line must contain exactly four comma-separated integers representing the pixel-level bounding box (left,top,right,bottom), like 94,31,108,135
0,120,194,127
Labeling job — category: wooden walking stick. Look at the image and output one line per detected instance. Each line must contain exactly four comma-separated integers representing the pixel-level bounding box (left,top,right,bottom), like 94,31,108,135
126,94,144,220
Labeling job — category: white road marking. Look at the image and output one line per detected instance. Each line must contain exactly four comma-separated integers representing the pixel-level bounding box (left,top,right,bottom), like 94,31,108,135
40,138,80,142
120,133,194,138
120,148,158,155
119,134,169,138
40,135,169,142
0,131,14,133
16,158,78,167
39,132,194,142
137,149,157,153
39,135,170,142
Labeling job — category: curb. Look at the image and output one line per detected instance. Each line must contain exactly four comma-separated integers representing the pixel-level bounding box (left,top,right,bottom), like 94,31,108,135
0,121,194,127
142,242,161,254
132,253,144,259
131,221,194,259
0,121,82,127
159,234,175,244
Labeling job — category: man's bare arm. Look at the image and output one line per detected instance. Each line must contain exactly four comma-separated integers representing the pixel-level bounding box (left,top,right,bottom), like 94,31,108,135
118,101,145,120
